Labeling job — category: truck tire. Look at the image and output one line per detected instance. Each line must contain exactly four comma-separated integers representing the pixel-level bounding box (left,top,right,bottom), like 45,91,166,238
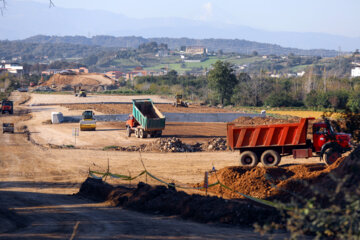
324,148,341,165
134,129,139,138
9,110,13,115
126,126,131,137
260,150,281,167
139,129,147,139
156,130,162,137
240,151,258,167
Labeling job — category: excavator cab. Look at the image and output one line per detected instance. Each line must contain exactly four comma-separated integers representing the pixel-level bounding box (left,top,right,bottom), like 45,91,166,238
173,94,188,107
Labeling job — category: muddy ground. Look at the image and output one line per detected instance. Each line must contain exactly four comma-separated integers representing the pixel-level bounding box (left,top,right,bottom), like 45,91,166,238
0,93,320,239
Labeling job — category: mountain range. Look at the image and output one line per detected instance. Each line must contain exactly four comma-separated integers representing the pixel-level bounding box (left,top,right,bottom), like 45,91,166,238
0,1,359,52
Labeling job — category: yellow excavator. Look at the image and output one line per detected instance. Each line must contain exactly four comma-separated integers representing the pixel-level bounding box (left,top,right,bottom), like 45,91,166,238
80,110,96,131
173,94,188,107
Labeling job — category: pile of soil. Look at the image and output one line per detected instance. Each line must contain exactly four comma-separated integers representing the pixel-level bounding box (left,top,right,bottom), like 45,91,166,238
232,116,300,125
197,153,349,202
42,73,116,91
78,178,281,226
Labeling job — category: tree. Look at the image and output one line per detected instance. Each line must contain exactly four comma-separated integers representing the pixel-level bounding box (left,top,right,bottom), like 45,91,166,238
347,90,360,113
207,61,238,105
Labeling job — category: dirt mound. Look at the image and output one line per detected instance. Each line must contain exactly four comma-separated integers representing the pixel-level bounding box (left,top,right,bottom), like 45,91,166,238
232,116,300,125
42,73,116,91
78,178,281,226
198,160,345,201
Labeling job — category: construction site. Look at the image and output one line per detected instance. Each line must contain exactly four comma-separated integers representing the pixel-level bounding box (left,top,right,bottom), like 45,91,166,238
0,87,358,239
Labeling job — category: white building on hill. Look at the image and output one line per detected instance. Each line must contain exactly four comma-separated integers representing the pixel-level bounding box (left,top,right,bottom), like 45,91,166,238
351,67,360,78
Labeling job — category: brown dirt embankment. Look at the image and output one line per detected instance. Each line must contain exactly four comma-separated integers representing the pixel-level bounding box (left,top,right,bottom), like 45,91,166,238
42,73,116,91
78,178,281,227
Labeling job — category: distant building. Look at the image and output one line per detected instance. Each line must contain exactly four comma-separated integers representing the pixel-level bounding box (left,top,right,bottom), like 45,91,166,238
351,67,360,78
155,49,169,57
105,71,124,80
41,69,62,76
297,71,306,77
70,67,89,73
185,46,207,55
270,74,281,78
0,63,23,74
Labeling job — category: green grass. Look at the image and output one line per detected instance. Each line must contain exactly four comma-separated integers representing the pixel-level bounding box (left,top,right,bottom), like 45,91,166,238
144,56,266,73
103,145,119,151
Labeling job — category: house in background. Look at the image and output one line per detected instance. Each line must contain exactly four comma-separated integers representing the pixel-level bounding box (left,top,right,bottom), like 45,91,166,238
351,67,360,78
185,46,207,55
105,71,124,80
0,63,23,74
70,67,89,73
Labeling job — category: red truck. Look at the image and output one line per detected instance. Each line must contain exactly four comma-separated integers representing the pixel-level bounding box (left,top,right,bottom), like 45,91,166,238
1,100,13,114
227,118,352,167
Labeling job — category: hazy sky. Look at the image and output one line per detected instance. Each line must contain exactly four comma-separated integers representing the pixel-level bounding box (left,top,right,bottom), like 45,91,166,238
24,0,360,37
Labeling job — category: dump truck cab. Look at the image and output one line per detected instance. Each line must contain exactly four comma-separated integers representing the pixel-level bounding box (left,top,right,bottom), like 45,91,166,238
126,114,137,128
2,123,14,133
313,122,350,152
1,100,13,114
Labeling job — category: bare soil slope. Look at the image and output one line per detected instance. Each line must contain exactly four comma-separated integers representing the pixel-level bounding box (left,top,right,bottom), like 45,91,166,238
41,73,116,91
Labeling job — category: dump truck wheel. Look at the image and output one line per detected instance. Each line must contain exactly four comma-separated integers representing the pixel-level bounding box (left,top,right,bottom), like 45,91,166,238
239,151,258,167
260,150,281,167
139,129,145,138
126,126,131,137
324,148,341,165
134,129,139,138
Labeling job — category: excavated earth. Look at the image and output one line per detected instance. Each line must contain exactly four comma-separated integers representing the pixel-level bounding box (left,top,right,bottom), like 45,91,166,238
195,151,355,202
78,178,282,227
41,73,116,91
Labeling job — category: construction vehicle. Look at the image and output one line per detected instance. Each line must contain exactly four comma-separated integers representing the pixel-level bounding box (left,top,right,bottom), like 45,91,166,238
1,100,13,114
227,118,352,167
74,86,87,97
80,110,96,131
173,94,188,107
2,123,14,134
126,99,166,138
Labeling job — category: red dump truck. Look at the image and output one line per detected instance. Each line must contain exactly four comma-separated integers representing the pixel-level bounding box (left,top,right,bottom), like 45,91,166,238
227,118,352,167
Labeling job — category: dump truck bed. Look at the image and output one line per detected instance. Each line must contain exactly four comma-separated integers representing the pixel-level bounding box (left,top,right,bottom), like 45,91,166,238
132,99,165,131
227,118,311,150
